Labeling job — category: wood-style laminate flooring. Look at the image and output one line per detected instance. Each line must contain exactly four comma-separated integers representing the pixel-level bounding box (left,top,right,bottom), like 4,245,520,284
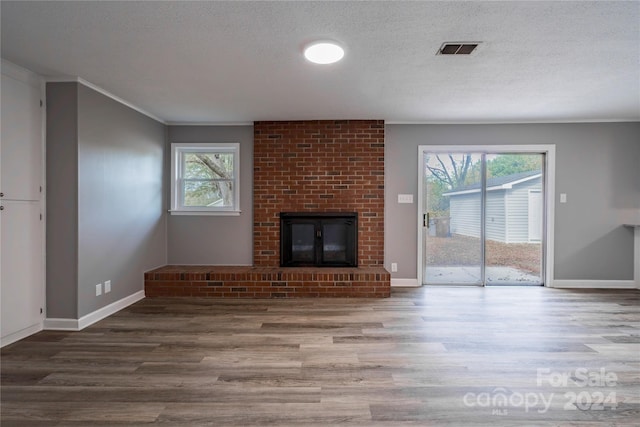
2,287,639,426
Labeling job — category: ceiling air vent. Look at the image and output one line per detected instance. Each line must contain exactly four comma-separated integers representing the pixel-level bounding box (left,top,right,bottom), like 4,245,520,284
438,42,479,55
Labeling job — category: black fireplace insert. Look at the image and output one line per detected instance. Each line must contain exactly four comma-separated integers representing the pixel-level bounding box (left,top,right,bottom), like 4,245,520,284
280,212,357,267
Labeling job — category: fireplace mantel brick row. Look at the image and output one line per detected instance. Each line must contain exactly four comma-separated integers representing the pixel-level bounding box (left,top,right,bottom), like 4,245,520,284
145,120,390,298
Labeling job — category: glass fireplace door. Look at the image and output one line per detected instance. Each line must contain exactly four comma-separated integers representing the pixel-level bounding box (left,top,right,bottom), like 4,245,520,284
322,223,347,264
280,213,358,267
290,222,316,264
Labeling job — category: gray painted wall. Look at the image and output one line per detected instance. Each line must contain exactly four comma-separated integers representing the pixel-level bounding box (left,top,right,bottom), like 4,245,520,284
46,83,78,318
385,123,640,282
77,84,166,317
167,125,253,265
46,82,167,319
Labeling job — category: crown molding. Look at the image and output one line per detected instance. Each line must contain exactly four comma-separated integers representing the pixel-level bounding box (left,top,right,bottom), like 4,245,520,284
44,76,166,124
385,118,640,125
166,121,254,126
1,58,42,87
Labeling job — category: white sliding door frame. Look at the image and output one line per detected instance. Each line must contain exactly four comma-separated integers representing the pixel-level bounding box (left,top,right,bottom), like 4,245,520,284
417,144,556,287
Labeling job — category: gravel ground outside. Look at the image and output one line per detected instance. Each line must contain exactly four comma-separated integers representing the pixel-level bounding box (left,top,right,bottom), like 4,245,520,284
426,234,542,274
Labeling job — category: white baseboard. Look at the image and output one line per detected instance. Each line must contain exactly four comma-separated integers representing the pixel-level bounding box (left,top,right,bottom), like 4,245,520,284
391,278,420,287
550,280,637,289
43,317,79,331
45,290,145,331
0,323,43,348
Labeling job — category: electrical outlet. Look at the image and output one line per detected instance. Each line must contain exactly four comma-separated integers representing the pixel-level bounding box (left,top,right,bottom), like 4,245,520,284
96,283,102,296
104,280,111,293
391,262,398,272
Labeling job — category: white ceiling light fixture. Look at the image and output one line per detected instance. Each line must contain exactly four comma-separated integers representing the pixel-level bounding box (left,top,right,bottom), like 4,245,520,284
303,41,345,65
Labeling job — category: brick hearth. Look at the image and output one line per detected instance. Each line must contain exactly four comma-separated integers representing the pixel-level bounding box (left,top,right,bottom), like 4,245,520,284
145,266,390,298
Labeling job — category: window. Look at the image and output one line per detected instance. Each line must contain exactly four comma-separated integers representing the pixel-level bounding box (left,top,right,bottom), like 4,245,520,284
170,143,240,215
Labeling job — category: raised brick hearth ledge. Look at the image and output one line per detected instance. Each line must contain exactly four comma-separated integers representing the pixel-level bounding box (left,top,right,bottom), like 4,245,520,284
145,266,391,298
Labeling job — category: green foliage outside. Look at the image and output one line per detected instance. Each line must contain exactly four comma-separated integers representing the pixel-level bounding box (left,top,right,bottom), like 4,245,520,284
486,154,542,178
425,178,451,215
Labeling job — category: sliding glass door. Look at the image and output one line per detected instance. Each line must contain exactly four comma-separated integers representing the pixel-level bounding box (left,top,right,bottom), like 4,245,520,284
423,152,483,285
420,149,545,286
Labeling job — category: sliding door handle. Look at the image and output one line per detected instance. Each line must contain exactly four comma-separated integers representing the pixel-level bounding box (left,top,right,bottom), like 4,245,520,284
424,213,430,228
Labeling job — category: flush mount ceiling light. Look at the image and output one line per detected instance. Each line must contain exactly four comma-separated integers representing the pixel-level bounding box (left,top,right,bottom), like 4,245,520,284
303,41,345,64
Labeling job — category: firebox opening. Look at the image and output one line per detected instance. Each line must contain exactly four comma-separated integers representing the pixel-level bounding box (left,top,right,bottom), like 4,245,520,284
280,212,358,267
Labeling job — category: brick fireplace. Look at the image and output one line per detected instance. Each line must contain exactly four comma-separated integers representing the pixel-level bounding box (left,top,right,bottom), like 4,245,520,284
145,120,390,298
253,120,385,267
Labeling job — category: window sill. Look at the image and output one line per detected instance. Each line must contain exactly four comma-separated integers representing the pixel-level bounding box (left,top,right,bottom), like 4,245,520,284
169,210,241,216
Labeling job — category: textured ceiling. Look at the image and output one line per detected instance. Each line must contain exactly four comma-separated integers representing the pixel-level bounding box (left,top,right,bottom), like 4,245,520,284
2,1,639,123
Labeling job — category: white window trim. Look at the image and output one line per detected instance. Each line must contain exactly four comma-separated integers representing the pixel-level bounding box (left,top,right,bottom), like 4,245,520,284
170,142,241,216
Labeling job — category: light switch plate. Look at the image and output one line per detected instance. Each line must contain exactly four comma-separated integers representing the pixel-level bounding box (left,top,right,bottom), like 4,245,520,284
398,194,413,204
560,193,567,203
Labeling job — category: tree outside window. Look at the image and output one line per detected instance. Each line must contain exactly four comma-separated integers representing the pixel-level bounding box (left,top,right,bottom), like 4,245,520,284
171,143,240,215
425,153,542,213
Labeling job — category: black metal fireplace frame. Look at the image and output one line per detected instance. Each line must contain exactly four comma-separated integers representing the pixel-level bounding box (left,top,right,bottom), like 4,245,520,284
280,212,358,267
